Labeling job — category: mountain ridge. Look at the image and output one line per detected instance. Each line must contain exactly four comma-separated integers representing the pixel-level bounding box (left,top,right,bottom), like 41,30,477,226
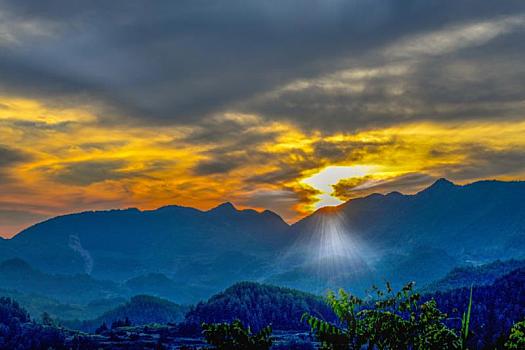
1,178,524,299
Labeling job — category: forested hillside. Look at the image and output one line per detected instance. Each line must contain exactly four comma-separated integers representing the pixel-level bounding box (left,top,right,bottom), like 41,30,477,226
184,281,335,331
423,259,525,293
0,297,67,349
69,295,187,332
425,268,525,348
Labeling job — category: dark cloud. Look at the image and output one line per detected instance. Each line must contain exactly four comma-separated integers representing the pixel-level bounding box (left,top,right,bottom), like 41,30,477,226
245,148,321,185
248,38,525,131
0,0,523,129
238,187,315,221
247,167,305,185
186,115,284,175
445,146,525,181
0,145,31,183
193,158,243,176
1,120,74,131
182,117,280,147
75,141,128,152
0,145,29,168
42,159,176,186
44,160,130,186
312,139,400,163
332,172,434,201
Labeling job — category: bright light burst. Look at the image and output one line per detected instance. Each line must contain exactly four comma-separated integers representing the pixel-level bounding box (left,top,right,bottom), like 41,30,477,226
301,165,377,209
279,209,375,293
315,211,360,260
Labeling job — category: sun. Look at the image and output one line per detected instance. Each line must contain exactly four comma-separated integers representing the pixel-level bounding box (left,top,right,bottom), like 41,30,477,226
301,165,376,209
301,165,377,209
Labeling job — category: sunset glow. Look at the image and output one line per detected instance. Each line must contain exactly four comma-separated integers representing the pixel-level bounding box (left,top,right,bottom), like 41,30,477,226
301,165,377,208
0,2,525,237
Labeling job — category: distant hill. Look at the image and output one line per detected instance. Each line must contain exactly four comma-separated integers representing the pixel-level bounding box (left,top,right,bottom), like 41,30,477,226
71,295,187,332
124,272,199,304
0,288,124,321
0,203,289,285
0,203,290,301
184,281,335,331
0,258,124,304
0,258,200,306
422,258,525,293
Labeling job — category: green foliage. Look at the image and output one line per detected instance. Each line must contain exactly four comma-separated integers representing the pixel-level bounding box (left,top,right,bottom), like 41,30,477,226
202,319,272,350
73,294,187,332
459,285,473,349
302,288,364,350
0,297,67,349
303,282,471,350
186,281,333,331
41,311,57,327
505,320,525,349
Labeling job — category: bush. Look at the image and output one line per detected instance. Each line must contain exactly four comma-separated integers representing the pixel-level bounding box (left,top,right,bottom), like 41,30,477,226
505,320,525,349
202,319,272,350
302,282,472,350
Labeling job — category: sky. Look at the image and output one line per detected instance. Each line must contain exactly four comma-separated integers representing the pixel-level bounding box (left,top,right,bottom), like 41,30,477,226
1,0,525,237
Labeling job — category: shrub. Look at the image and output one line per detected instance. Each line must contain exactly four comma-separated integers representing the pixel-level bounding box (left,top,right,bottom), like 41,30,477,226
202,319,272,350
505,320,525,349
302,282,473,350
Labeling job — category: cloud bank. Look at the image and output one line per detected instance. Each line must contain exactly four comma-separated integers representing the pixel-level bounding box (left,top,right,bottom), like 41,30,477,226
0,0,524,235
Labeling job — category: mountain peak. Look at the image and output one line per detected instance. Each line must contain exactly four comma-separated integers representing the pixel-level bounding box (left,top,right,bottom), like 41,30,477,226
208,202,237,213
433,178,455,186
420,178,457,194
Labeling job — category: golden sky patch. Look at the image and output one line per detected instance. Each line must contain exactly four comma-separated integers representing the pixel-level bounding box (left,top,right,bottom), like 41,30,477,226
1,95,525,237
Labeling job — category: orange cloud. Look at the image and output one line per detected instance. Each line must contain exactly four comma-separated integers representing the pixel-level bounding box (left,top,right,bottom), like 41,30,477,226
1,96,525,237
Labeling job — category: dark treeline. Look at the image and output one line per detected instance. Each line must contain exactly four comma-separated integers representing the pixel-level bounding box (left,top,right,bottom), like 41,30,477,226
423,259,525,293
425,268,525,349
185,282,336,332
181,270,525,348
1,269,524,349
0,297,67,350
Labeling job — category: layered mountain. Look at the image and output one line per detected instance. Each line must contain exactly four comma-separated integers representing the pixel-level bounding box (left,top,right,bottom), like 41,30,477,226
1,178,525,300
272,179,525,293
0,203,290,295
422,258,525,293
0,258,124,304
293,178,525,258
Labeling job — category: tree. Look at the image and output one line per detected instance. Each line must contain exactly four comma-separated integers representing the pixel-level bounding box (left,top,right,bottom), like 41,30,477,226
95,322,108,335
111,317,132,329
41,311,55,326
505,320,525,349
303,282,472,350
202,319,272,350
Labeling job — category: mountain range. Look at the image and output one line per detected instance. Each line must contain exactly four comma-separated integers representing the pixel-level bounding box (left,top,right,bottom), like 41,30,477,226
280,178,525,292
1,178,524,302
